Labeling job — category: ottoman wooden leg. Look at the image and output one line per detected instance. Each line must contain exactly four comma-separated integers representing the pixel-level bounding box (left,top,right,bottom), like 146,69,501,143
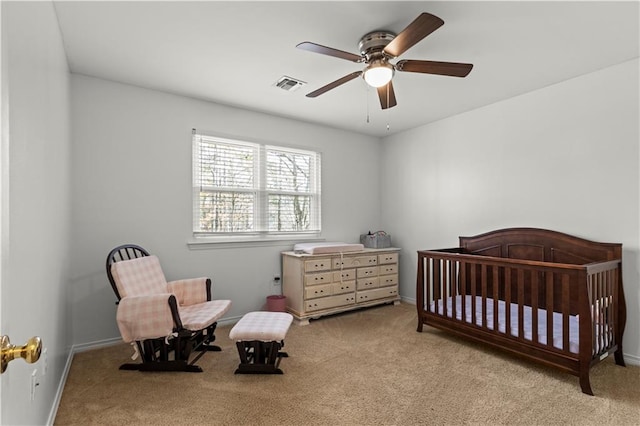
234,341,287,374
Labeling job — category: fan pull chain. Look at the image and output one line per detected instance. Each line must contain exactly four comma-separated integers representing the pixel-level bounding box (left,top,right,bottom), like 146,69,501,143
366,84,370,123
385,86,390,131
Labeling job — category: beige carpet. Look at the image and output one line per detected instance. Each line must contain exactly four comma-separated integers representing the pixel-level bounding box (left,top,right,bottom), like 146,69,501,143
55,303,639,425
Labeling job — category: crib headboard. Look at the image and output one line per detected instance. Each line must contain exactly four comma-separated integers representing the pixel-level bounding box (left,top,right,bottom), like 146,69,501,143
459,228,621,265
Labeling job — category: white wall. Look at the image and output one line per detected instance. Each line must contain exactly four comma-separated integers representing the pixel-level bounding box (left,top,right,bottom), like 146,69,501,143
381,59,640,361
70,74,382,344
2,2,71,425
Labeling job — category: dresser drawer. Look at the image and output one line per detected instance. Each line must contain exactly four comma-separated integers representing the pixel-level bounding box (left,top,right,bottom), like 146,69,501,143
304,283,333,300
356,285,398,303
304,258,331,272
304,271,333,286
356,266,378,279
378,253,398,265
332,255,377,269
333,269,356,282
379,264,398,275
379,274,398,287
305,293,356,312
357,277,379,291
332,281,355,294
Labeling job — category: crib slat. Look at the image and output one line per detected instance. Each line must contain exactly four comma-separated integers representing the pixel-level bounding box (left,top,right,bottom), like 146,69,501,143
596,271,603,353
588,272,596,354
546,272,554,349
607,269,613,346
603,271,608,350
418,257,433,312
505,267,511,337
450,260,457,320
591,272,598,354
481,264,488,328
471,264,477,325
517,269,524,341
603,271,608,349
441,260,447,318
493,266,499,333
460,261,467,323
594,271,600,353
531,271,539,345
434,259,441,315
562,274,570,351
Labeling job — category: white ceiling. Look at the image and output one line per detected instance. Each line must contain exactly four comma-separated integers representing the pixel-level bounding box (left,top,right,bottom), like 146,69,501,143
53,1,639,137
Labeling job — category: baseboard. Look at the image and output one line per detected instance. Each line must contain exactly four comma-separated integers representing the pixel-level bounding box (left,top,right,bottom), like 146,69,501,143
624,353,640,366
45,344,74,425
219,314,244,326
400,295,416,305
72,336,123,353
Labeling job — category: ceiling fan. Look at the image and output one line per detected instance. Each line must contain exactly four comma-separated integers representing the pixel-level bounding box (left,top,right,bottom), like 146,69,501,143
296,12,473,110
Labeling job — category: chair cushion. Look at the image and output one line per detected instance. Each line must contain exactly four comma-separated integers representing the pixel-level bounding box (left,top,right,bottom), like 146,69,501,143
229,311,293,342
116,294,175,342
179,299,232,331
167,278,208,306
111,255,168,298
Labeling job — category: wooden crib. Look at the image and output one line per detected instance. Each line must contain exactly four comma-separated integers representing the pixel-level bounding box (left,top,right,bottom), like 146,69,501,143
416,228,626,395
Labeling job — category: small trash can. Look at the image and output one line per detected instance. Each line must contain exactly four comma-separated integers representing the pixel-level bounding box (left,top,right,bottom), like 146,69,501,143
266,295,286,312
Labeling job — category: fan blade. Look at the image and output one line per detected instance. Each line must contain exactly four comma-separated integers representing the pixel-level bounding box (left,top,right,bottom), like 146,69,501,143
306,71,363,98
377,81,397,110
396,60,473,77
383,13,444,58
296,42,363,63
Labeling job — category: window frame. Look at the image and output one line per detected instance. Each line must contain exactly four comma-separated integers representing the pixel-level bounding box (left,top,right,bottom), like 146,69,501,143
191,131,322,244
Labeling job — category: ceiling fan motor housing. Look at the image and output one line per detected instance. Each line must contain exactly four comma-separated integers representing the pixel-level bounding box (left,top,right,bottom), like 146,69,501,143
358,31,396,60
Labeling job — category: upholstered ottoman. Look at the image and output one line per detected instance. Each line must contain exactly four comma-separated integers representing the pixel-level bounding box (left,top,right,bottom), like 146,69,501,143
229,311,293,374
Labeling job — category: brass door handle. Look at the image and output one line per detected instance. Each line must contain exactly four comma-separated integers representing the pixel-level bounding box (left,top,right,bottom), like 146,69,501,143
1,335,42,374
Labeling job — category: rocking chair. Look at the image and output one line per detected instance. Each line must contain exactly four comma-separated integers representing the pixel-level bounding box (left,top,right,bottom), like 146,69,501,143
106,244,231,372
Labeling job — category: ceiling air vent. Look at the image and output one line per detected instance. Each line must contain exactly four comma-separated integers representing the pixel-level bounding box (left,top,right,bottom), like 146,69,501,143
275,76,306,92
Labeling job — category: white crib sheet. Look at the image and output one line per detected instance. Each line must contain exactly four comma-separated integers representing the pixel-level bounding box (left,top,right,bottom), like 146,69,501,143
429,295,580,354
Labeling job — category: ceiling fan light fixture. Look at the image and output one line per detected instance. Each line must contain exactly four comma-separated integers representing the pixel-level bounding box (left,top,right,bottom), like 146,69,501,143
363,60,394,88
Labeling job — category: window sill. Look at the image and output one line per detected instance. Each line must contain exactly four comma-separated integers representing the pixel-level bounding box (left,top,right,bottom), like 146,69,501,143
187,235,325,250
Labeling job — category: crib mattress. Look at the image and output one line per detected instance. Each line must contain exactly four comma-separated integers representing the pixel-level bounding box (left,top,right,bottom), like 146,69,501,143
428,295,581,354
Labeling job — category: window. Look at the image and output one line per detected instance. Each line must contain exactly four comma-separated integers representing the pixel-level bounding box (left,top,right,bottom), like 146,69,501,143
192,132,321,238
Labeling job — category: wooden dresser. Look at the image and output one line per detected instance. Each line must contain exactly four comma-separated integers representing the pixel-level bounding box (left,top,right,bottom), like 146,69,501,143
281,248,401,324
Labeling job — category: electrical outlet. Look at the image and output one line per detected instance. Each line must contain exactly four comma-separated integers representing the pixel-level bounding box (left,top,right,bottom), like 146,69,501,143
30,369,39,401
273,275,281,286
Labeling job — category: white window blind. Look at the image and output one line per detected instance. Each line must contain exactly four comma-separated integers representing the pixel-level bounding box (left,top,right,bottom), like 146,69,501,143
193,132,321,236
